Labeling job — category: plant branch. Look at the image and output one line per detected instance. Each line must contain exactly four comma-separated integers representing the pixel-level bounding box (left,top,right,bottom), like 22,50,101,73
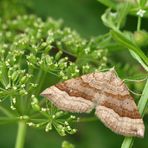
137,16,141,31
15,120,27,148
0,117,18,124
0,105,14,117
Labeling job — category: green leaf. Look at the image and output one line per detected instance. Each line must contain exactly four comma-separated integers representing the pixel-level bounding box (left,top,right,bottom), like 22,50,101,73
111,30,148,69
101,4,130,30
98,0,148,18
117,3,130,29
138,79,148,116
129,50,148,71
139,0,147,8
101,8,117,30
97,0,116,9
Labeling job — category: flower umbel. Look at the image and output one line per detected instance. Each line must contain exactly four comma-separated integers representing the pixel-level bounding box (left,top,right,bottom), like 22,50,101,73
0,15,108,136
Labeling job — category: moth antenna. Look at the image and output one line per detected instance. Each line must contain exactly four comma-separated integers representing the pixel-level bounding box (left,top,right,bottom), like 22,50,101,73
110,66,119,77
128,88,142,96
97,67,115,72
123,76,147,82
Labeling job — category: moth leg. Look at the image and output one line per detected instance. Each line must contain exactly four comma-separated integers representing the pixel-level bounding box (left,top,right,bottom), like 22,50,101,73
41,86,95,113
95,105,144,137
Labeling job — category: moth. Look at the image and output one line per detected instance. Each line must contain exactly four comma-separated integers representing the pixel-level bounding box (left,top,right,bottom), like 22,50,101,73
41,68,145,137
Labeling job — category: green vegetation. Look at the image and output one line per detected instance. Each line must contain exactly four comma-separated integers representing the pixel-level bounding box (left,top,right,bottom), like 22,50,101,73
0,0,147,148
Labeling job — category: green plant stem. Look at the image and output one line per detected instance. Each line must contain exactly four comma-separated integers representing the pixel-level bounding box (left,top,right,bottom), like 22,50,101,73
138,79,148,116
121,78,148,148
0,105,14,117
121,138,134,148
0,117,18,124
137,16,141,31
15,120,27,148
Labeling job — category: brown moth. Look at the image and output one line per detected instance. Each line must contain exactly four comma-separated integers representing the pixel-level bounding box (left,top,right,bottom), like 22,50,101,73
41,68,145,137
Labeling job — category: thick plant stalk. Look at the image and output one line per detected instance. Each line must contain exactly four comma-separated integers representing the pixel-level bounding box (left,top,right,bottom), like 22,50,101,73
121,79,148,148
15,120,27,148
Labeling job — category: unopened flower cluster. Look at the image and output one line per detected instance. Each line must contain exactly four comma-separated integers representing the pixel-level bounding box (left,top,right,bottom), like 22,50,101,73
0,15,108,136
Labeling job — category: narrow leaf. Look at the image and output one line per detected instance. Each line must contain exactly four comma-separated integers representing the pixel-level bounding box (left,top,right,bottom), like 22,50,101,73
111,30,148,67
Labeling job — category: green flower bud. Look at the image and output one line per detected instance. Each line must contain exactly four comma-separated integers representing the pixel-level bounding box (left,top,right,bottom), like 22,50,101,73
31,103,40,111
11,71,19,81
134,30,148,47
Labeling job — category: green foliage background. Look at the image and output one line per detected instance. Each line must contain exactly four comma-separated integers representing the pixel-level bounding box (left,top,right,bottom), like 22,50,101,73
0,0,148,148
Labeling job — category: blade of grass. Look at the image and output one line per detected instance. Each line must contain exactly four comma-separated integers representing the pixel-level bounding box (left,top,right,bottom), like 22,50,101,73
121,78,148,148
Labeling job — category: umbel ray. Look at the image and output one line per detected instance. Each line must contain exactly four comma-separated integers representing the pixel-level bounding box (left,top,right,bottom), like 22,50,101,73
41,68,145,137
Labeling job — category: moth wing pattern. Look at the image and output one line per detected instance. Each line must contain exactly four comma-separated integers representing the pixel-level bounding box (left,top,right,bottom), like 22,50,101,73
95,103,144,137
41,68,145,137
41,77,95,113
93,69,144,137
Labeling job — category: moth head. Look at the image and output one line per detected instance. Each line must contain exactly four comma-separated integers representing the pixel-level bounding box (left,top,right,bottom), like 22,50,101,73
40,88,51,97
